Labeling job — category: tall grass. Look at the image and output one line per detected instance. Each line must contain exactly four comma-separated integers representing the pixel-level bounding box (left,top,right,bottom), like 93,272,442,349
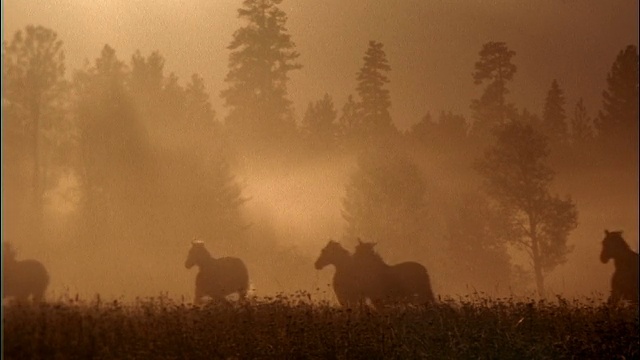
3,294,638,359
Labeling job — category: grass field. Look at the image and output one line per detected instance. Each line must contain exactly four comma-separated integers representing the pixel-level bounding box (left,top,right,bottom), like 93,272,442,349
2,294,638,359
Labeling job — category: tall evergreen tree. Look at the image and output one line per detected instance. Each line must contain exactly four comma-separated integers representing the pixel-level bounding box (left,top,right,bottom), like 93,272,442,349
2,26,67,237
302,93,338,153
570,98,593,144
595,45,639,163
221,0,301,149
470,42,517,140
475,121,578,298
354,41,396,142
541,79,568,143
338,94,361,148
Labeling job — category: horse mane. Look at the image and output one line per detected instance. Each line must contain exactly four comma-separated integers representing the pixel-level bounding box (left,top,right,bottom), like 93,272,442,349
605,231,631,252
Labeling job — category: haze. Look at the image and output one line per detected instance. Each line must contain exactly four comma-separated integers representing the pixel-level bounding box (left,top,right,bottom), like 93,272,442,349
2,0,638,303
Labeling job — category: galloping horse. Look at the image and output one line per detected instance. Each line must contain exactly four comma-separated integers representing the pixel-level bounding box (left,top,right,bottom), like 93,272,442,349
353,240,436,306
600,230,639,305
3,242,49,302
314,240,364,307
185,240,249,304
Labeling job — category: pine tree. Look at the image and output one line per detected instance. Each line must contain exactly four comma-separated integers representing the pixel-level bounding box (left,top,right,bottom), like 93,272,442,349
541,79,568,143
595,45,639,164
470,42,517,140
570,98,593,144
354,41,396,141
221,0,301,149
338,94,361,147
302,93,338,153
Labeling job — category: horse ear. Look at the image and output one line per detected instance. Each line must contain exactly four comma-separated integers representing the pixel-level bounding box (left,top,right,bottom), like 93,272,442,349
357,238,363,245
605,230,609,236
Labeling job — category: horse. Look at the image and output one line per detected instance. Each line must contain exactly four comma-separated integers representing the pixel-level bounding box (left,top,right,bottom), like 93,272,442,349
3,242,49,302
353,240,436,307
314,240,365,307
600,230,639,305
185,240,249,304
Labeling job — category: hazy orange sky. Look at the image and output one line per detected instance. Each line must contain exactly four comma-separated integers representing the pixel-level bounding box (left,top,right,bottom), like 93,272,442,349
4,0,638,131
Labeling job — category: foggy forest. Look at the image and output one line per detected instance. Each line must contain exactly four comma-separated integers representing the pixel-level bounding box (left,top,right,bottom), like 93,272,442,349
3,0,639,305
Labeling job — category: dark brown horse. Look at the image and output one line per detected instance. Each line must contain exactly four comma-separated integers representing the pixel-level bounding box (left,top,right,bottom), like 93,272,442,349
353,240,436,307
315,239,436,309
185,240,249,304
314,240,365,307
3,243,49,302
600,230,638,305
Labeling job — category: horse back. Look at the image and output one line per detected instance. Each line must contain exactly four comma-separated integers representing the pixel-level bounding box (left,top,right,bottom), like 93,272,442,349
4,259,49,284
199,257,249,288
3,259,49,299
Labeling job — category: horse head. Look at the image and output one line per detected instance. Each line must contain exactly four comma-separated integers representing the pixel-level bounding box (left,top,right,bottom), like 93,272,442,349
315,240,349,270
600,229,628,263
185,238,209,269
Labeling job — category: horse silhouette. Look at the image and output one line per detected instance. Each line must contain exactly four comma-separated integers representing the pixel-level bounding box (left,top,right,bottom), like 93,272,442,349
314,240,365,307
3,242,49,302
353,240,436,307
600,230,639,305
185,240,249,304
315,239,436,308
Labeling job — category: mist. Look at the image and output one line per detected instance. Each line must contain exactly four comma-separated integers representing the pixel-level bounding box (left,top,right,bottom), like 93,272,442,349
2,0,638,303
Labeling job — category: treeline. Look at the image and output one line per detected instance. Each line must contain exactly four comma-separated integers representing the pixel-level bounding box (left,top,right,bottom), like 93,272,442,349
2,0,638,297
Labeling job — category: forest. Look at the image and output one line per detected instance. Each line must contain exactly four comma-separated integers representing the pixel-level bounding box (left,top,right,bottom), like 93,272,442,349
2,0,639,303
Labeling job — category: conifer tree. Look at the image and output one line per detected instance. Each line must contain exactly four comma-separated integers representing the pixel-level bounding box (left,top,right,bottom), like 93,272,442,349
470,42,517,140
302,93,338,153
541,79,568,143
221,0,301,148
354,41,396,141
595,45,638,164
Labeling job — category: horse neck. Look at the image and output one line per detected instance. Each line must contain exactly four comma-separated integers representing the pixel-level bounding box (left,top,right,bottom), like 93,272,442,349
194,251,215,268
613,248,638,267
331,251,353,271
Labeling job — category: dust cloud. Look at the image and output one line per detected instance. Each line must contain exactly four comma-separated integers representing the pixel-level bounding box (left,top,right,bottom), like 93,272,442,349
2,0,638,303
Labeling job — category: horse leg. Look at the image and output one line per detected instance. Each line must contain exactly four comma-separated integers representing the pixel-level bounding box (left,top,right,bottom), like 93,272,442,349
32,288,45,303
238,288,248,301
608,287,622,305
194,288,204,305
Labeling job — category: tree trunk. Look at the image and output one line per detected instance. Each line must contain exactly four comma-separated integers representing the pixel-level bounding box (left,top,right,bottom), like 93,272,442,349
30,102,44,241
530,232,545,299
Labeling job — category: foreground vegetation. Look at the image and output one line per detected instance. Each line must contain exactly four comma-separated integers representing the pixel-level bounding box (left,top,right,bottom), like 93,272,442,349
3,294,638,359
